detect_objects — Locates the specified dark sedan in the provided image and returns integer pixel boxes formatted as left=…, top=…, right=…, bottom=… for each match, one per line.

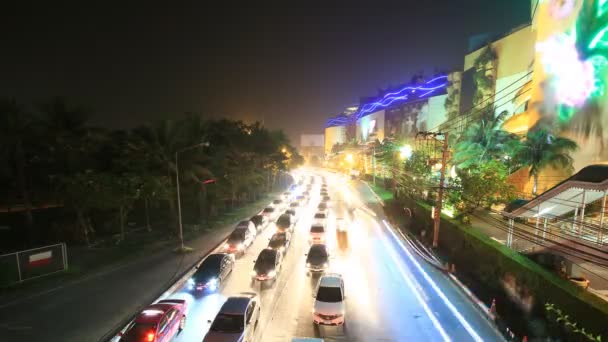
left=189, top=253, right=234, bottom=293
left=268, top=232, right=291, bottom=254
left=251, top=249, right=283, bottom=283
left=305, top=244, right=330, bottom=273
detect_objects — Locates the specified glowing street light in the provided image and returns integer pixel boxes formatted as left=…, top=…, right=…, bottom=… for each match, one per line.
left=399, top=145, right=413, bottom=159
left=281, top=147, right=287, bottom=153
left=345, top=153, right=354, bottom=163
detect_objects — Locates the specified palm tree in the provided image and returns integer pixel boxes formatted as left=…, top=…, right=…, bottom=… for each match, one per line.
left=0, top=98, right=36, bottom=239
left=516, top=129, right=578, bottom=195
left=453, top=109, right=519, bottom=169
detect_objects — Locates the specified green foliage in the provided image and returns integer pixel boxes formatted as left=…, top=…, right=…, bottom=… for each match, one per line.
left=396, top=150, right=432, bottom=200
left=447, top=160, right=515, bottom=215
left=515, top=128, right=578, bottom=194
left=453, top=108, right=519, bottom=169
left=545, top=303, right=603, bottom=341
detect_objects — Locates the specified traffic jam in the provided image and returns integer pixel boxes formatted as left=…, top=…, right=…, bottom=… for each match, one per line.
left=116, top=172, right=348, bottom=342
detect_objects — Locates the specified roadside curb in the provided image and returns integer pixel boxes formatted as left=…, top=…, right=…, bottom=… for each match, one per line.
left=361, top=180, right=385, bottom=206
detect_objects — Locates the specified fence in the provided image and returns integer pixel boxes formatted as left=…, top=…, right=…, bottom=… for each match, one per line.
left=0, top=243, right=68, bottom=286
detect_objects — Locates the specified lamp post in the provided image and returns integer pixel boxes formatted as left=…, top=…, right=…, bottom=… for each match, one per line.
left=175, top=141, right=210, bottom=252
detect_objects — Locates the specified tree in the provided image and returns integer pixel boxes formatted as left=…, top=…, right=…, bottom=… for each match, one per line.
left=396, top=150, right=432, bottom=200
left=447, top=160, right=515, bottom=216
left=0, top=98, right=36, bottom=239
left=516, top=128, right=578, bottom=195
left=453, top=109, right=519, bottom=169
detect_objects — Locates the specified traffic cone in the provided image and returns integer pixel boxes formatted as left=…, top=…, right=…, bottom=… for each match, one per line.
left=490, top=299, right=497, bottom=315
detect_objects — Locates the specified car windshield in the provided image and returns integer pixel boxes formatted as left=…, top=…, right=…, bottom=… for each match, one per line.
left=290, top=203, right=298, bottom=207
left=263, top=207, right=274, bottom=213
left=122, top=323, right=157, bottom=341
left=194, top=257, right=222, bottom=280
left=314, top=213, right=326, bottom=219
left=286, top=210, right=295, bottom=215
left=257, top=249, right=277, bottom=263
left=316, top=286, right=343, bottom=303
left=310, top=225, right=324, bottom=233
left=228, top=229, right=245, bottom=242
left=210, top=313, right=244, bottom=333
left=318, top=204, right=327, bottom=210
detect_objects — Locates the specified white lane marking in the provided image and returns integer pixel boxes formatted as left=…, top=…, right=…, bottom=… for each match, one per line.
left=382, top=220, right=485, bottom=342
left=369, top=220, right=451, bottom=342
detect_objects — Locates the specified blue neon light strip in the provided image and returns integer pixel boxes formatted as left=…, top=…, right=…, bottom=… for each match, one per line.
left=356, top=75, right=448, bottom=120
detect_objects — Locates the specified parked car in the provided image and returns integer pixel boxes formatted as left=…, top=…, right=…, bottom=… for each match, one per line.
left=285, top=208, right=298, bottom=222
left=189, top=253, right=234, bottom=293
left=204, top=293, right=261, bottom=342
left=251, top=248, right=283, bottom=283
left=224, top=228, right=255, bottom=255
left=120, top=299, right=187, bottom=342
left=250, top=214, right=268, bottom=232
left=305, top=244, right=330, bottom=273
left=276, top=213, right=294, bottom=233
left=312, top=273, right=345, bottom=326
left=268, top=232, right=292, bottom=254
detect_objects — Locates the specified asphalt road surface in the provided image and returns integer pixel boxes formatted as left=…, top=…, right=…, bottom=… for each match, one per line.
left=162, top=171, right=504, bottom=342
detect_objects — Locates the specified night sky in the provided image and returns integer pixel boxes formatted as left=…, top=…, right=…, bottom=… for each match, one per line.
left=0, top=1, right=530, bottom=145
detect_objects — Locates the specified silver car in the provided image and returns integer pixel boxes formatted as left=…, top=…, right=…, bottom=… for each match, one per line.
left=204, top=293, right=261, bottom=342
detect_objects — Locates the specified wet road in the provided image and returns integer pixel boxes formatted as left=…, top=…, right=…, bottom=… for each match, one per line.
left=158, top=171, right=504, bottom=341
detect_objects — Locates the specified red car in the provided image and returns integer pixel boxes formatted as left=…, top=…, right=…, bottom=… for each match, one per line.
left=120, top=299, right=187, bottom=342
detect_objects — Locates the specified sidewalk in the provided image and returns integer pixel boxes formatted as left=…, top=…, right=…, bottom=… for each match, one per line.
left=0, top=197, right=273, bottom=342
left=470, top=210, right=608, bottom=302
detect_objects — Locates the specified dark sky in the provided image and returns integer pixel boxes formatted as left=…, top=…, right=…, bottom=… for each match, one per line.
left=0, top=1, right=530, bottom=145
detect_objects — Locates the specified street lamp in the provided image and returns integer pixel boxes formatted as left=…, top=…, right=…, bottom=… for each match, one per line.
left=345, top=153, right=354, bottom=163
left=399, top=145, right=413, bottom=160
left=175, top=141, right=210, bottom=252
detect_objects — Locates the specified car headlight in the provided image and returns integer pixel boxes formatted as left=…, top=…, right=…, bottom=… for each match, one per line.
left=267, top=270, right=276, bottom=278
left=187, top=278, right=195, bottom=285
left=207, top=278, right=218, bottom=285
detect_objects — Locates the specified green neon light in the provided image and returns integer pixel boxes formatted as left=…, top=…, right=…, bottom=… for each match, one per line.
left=599, top=0, right=608, bottom=17
left=588, top=26, right=608, bottom=49
left=589, top=54, right=608, bottom=97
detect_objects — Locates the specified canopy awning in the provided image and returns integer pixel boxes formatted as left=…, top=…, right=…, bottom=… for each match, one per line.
left=504, top=165, right=608, bottom=219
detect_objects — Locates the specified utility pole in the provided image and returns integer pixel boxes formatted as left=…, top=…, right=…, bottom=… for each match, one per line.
left=433, top=132, right=449, bottom=248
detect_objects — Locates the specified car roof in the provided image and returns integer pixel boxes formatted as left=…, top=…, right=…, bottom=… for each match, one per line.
left=319, top=274, right=343, bottom=288
left=309, top=244, right=327, bottom=252
left=220, top=294, right=256, bottom=315
left=203, top=253, right=226, bottom=264
left=135, top=303, right=173, bottom=324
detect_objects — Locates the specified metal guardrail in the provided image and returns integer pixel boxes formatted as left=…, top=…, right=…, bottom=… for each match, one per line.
left=0, top=243, right=67, bottom=285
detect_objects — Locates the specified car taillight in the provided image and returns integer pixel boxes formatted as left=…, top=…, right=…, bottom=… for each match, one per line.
left=146, top=331, right=155, bottom=342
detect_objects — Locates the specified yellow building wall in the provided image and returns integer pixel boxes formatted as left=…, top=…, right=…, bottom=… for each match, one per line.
left=324, top=126, right=346, bottom=155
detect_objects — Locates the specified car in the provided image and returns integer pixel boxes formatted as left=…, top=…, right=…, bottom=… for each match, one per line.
left=312, top=274, right=345, bottom=326
left=268, top=231, right=291, bottom=254
left=261, top=206, right=278, bottom=220
left=309, top=223, right=326, bottom=244
left=305, top=244, right=330, bottom=273
left=251, top=248, right=283, bottom=283
left=224, top=228, right=255, bottom=255
left=120, top=299, right=187, bottom=342
left=189, top=253, right=234, bottom=293
left=296, top=195, right=307, bottom=204
left=320, top=190, right=328, bottom=197
left=321, top=195, right=331, bottom=205
left=250, top=214, right=268, bottom=232
left=276, top=213, right=294, bottom=233
left=282, top=191, right=292, bottom=201
left=204, top=293, right=261, bottom=342
left=303, top=190, right=311, bottom=198
left=272, top=199, right=285, bottom=209
left=317, top=203, right=328, bottom=213
left=285, top=208, right=298, bottom=221
left=313, top=212, right=327, bottom=224
left=235, top=220, right=257, bottom=239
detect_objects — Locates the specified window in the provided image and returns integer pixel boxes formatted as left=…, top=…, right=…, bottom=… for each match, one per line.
left=158, top=314, right=169, bottom=333
left=316, top=286, right=343, bottom=303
